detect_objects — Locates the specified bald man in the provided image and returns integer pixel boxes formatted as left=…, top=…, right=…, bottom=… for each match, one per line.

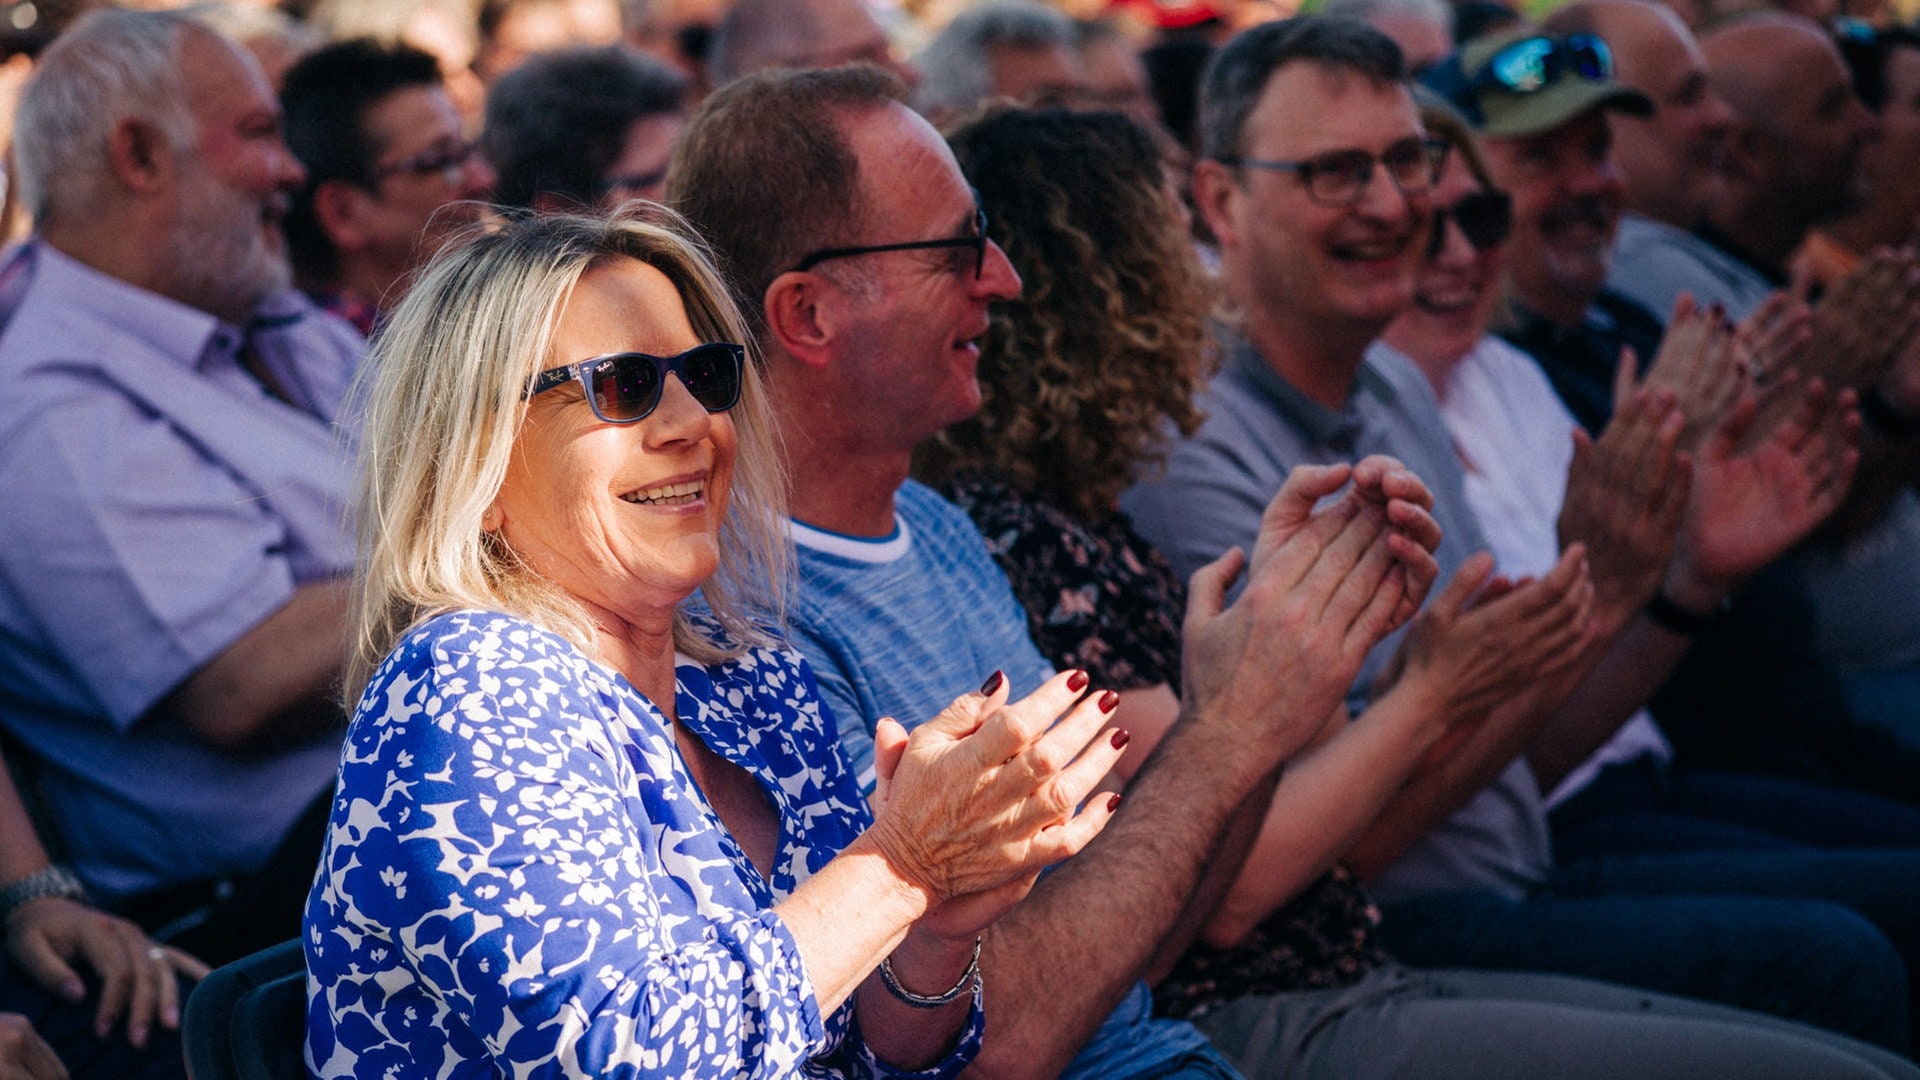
left=705, top=0, right=917, bottom=88
left=1607, top=14, right=1876, bottom=321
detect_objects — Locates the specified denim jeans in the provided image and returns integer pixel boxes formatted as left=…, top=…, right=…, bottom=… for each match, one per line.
left=1378, top=761, right=1920, bottom=1053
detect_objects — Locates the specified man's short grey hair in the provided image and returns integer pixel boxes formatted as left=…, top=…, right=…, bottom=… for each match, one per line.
left=911, top=0, right=1076, bottom=115
left=1320, top=0, right=1453, bottom=35
left=12, top=8, right=198, bottom=228
left=1198, top=16, right=1407, bottom=162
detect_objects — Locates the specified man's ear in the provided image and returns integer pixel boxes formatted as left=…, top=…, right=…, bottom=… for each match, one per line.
left=106, top=116, right=177, bottom=194
left=312, top=178, right=373, bottom=255
left=762, top=270, right=837, bottom=369
left=1191, top=158, right=1243, bottom=252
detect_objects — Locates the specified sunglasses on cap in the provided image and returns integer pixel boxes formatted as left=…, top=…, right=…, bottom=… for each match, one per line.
left=1428, top=189, right=1513, bottom=259
left=526, top=342, right=745, bottom=424
left=1471, top=33, right=1614, bottom=95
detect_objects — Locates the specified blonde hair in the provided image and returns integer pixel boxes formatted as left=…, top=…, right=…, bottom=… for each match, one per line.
left=344, top=206, right=790, bottom=702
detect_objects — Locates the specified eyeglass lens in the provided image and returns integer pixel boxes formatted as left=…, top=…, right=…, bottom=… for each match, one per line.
left=1304, top=139, right=1447, bottom=204
left=585, top=344, right=743, bottom=422
left=1427, top=190, right=1514, bottom=258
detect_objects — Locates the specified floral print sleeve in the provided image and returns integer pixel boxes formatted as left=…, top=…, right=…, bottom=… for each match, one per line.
left=304, top=610, right=982, bottom=1079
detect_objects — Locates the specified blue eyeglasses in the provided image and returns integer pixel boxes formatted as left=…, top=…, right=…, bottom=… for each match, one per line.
left=526, top=342, right=745, bottom=424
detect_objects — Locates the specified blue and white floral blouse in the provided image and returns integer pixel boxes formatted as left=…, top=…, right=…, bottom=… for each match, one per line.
left=304, top=609, right=983, bottom=1078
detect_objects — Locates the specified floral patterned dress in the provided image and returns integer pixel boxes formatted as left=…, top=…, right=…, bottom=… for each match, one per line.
left=941, top=474, right=1389, bottom=1020
left=304, top=609, right=983, bottom=1078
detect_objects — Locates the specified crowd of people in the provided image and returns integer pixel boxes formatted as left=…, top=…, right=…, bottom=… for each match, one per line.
left=2, top=0, right=1920, bottom=1076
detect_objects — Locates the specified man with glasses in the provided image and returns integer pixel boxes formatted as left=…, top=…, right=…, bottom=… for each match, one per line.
left=281, top=38, right=496, bottom=336
left=670, top=62, right=1456, bottom=1080
left=0, top=9, right=361, bottom=969
left=1129, top=14, right=1920, bottom=1058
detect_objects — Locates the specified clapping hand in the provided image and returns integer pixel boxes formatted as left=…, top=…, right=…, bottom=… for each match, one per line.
left=867, top=669, right=1126, bottom=939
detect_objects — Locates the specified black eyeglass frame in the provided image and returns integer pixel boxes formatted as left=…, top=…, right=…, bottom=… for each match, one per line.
left=525, top=342, right=746, bottom=425
left=790, top=201, right=991, bottom=278
left=1216, top=137, right=1452, bottom=208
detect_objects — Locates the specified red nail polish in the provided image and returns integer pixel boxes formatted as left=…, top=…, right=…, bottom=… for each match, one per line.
left=1110, top=727, right=1130, bottom=750
left=1067, top=669, right=1089, bottom=692
left=979, top=670, right=1004, bottom=696
left=1099, top=690, right=1120, bottom=714
left=1107, top=793, right=1123, bottom=812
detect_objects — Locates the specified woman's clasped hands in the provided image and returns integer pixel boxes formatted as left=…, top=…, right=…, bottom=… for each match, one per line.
left=865, top=669, right=1128, bottom=937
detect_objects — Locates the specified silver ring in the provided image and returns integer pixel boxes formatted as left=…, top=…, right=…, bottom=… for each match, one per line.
left=147, top=946, right=166, bottom=961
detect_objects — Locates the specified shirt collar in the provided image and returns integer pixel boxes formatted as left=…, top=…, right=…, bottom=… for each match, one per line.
left=1223, top=328, right=1397, bottom=449
left=31, top=242, right=308, bottom=373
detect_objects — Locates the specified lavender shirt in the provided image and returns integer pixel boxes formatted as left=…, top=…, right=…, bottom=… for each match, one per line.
left=0, top=243, right=362, bottom=898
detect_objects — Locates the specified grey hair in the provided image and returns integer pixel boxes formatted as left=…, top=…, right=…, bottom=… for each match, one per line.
left=345, top=205, right=791, bottom=702
left=12, top=8, right=198, bottom=228
left=1198, top=16, right=1406, bottom=162
left=911, top=0, right=1076, bottom=115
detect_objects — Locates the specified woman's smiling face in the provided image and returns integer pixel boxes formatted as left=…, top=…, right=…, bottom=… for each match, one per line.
left=487, top=256, right=736, bottom=627
left=1388, top=152, right=1509, bottom=368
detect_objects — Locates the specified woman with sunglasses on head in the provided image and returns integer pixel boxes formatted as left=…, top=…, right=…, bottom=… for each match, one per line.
left=302, top=207, right=1128, bottom=1079
left=922, top=103, right=1920, bottom=1080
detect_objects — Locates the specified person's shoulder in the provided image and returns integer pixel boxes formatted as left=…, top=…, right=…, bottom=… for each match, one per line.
left=370, top=610, right=599, bottom=702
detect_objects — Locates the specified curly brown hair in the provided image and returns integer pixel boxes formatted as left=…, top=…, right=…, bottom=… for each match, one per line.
left=915, top=107, right=1216, bottom=522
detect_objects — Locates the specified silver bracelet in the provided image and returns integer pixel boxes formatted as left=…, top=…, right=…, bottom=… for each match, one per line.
left=878, top=934, right=982, bottom=1009
left=0, top=865, right=87, bottom=924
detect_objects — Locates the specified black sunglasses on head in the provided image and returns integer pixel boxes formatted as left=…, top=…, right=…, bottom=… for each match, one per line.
left=526, top=342, right=745, bottom=424
left=1428, top=189, right=1513, bottom=260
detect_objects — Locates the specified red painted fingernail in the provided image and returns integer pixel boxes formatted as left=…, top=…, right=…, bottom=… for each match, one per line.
left=979, top=670, right=1004, bottom=696
left=1067, top=669, right=1089, bottom=692
left=1110, top=727, right=1130, bottom=749
left=1107, top=793, right=1123, bottom=812
left=1100, top=690, right=1120, bottom=714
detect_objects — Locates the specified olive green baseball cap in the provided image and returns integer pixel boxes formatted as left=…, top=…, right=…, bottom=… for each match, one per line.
left=1451, top=26, right=1653, bottom=138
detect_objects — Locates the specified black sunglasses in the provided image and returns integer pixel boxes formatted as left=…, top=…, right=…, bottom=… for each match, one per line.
left=1428, top=189, right=1513, bottom=259
left=790, top=201, right=990, bottom=279
left=526, top=342, right=745, bottom=424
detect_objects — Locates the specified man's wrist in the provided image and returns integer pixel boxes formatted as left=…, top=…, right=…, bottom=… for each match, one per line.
left=0, top=866, right=87, bottom=925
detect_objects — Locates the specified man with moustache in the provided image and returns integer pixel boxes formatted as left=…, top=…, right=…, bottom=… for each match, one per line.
left=1539, top=1, right=1740, bottom=315
left=0, top=9, right=360, bottom=966
left=280, top=37, right=497, bottom=336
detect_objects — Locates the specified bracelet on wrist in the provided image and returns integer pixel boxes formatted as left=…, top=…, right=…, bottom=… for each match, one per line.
left=0, top=865, right=87, bottom=924
left=1861, top=385, right=1920, bottom=438
left=1645, top=589, right=1727, bottom=637
left=878, top=934, right=982, bottom=1009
